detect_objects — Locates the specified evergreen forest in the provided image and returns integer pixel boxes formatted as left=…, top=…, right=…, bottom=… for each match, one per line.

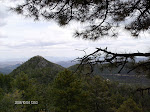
left=0, top=56, right=150, bottom=112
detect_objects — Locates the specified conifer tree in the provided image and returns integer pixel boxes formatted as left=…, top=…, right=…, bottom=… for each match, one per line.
left=117, top=98, right=142, bottom=112
left=50, top=69, right=89, bottom=112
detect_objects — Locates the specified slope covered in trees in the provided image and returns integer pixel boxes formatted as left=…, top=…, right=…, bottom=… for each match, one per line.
left=0, top=69, right=150, bottom=112
left=68, top=63, right=150, bottom=86
left=0, top=56, right=150, bottom=111
left=10, top=55, right=64, bottom=84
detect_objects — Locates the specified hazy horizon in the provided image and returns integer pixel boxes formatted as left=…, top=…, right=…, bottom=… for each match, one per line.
left=0, top=55, right=77, bottom=63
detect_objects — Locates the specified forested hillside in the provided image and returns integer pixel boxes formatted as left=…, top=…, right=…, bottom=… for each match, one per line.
left=0, top=56, right=150, bottom=112
left=10, top=56, right=64, bottom=84
left=68, top=63, right=150, bottom=86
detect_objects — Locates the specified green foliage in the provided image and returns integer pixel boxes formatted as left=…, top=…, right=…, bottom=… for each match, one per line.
left=12, top=0, right=150, bottom=39
left=50, top=69, right=89, bottom=112
left=14, top=72, right=31, bottom=91
left=0, top=74, right=13, bottom=92
left=116, top=98, right=143, bottom=112
left=0, top=90, right=23, bottom=112
left=0, top=94, right=15, bottom=112
left=0, top=88, right=4, bottom=100
left=87, top=75, right=112, bottom=112
left=0, top=58, right=149, bottom=112
left=12, top=72, right=46, bottom=112
left=133, top=93, right=150, bottom=112
left=69, top=63, right=150, bottom=86
left=10, top=56, right=64, bottom=84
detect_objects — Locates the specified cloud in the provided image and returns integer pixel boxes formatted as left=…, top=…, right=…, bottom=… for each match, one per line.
left=0, top=8, right=8, bottom=19
left=0, top=32, right=7, bottom=38
left=0, top=4, right=9, bottom=27
left=0, top=20, right=6, bottom=26
left=1, top=39, right=67, bottom=48
left=0, top=1, right=150, bottom=60
left=0, top=27, right=7, bottom=38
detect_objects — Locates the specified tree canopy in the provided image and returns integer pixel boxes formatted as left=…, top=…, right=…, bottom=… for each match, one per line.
left=13, top=0, right=150, bottom=40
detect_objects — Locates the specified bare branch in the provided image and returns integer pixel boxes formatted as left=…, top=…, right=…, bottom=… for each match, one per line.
left=76, top=47, right=150, bottom=75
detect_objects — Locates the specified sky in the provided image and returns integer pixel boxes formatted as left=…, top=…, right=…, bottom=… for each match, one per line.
left=0, top=0, right=150, bottom=62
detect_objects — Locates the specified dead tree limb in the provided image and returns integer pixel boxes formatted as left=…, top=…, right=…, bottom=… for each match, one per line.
left=75, top=47, right=150, bottom=76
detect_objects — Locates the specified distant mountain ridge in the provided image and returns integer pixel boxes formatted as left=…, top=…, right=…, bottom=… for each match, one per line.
left=68, top=63, right=150, bottom=86
left=0, top=57, right=148, bottom=75
left=56, top=60, right=78, bottom=68
left=0, top=64, right=21, bottom=74
left=0, top=57, right=76, bottom=74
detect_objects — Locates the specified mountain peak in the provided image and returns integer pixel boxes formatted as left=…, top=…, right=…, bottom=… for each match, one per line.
left=10, top=56, right=65, bottom=80
left=32, top=55, right=44, bottom=59
left=28, top=55, right=50, bottom=68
